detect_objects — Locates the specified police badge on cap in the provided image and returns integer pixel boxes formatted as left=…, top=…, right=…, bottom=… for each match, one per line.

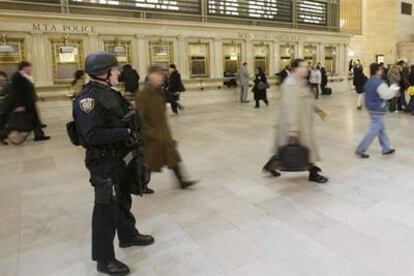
left=80, top=98, right=95, bottom=113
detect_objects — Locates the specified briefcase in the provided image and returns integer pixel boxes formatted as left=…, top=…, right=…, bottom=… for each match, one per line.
left=277, top=138, right=310, bottom=172
left=322, top=87, right=332, bottom=95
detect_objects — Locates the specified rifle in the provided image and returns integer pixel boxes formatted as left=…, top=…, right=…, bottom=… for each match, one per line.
left=123, top=110, right=150, bottom=196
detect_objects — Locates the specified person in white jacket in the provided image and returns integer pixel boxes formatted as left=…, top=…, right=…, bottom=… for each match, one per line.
left=309, top=66, right=322, bottom=99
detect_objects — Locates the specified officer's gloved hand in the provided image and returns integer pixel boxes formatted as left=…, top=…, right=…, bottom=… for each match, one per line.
left=125, top=129, right=139, bottom=148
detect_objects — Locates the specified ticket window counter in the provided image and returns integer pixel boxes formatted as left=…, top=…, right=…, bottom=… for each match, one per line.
left=324, top=46, right=337, bottom=74
left=253, top=44, right=269, bottom=75
left=279, top=44, right=295, bottom=71
left=223, top=43, right=241, bottom=75
left=51, top=39, right=84, bottom=84
left=188, top=43, right=210, bottom=78
left=0, top=37, right=26, bottom=78
left=104, top=40, right=132, bottom=68
left=303, top=45, right=317, bottom=66
left=149, top=41, right=173, bottom=70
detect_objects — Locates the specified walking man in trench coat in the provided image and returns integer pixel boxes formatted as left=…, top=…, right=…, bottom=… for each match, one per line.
left=263, top=58, right=329, bottom=183
left=135, top=64, right=198, bottom=193
left=239, top=62, right=250, bottom=103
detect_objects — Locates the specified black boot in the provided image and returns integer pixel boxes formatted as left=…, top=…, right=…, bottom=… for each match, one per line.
left=262, top=155, right=281, bottom=177
left=97, top=259, right=130, bottom=276
left=308, top=166, right=328, bottom=183
left=173, top=165, right=198, bottom=189
left=142, top=185, right=155, bottom=194
left=119, top=234, right=155, bottom=248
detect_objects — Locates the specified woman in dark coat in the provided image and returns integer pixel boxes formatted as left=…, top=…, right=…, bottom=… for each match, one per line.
left=135, top=64, right=197, bottom=192
left=319, top=65, right=328, bottom=94
left=167, top=64, right=185, bottom=115
left=119, top=64, right=140, bottom=94
left=253, top=67, right=269, bottom=108
left=353, top=64, right=367, bottom=110
left=9, top=61, right=49, bottom=141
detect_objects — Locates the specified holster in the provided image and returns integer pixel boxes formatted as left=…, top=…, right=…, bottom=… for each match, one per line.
left=90, top=175, right=116, bottom=204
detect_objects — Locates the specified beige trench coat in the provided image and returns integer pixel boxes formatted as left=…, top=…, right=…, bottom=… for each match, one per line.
left=275, top=76, right=322, bottom=163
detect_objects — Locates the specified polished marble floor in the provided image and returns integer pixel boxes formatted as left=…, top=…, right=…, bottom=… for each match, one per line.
left=2, top=82, right=414, bottom=276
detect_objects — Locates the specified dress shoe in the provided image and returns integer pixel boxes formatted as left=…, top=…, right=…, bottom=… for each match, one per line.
left=308, top=166, right=328, bottom=184
left=262, top=167, right=281, bottom=177
left=356, top=152, right=370, bottom=159
left=383, top=149, right=396, bottom=155
left=143, top=187, right=155, bottom=194
left=119, top=234, right=155, bottom=248
left=34, top=136, right=51, bottom=142
left=97, top=259, right=130, bottom=276
left=180, top=180, right=198, bottom=189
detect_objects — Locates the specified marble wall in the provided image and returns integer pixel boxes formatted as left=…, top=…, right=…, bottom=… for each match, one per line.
left=349, top=0, right=414, bottom=66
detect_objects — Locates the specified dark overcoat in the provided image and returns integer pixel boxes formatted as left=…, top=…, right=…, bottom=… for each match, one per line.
left=135, top=84, right=181, bottom=172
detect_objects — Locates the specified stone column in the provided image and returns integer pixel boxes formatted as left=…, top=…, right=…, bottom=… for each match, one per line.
left=338, top=43, right=345, bottom=76
left=30, top=32, right=53, bottom=86
left=297, top=41, right=303, bottom=58
left=131, top=36, right=140, bottom=71
left=343, top=43, right=349, bottom=75
left=177, top=36, right=188, bottom=79
left=86, top=33, right=100, bottom=56
left=320, top=43, right=325, bottom=67
left=273, top=40, right=280, bottom=72
left=268, top=41, right=275, bottom=76
left=245, top=39, right=253, bottom=74
left=316, top=42, right=321, bottom=64
left=136, top=34, right=147, bottom=78
left=213, top=38, right=223, bottom=78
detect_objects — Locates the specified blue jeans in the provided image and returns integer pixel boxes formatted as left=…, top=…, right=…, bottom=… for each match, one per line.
left=356, top=112, right=391, bottom=154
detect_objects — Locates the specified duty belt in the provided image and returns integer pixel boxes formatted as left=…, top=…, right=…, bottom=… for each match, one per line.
left=89, top=148, right=127, bottom=160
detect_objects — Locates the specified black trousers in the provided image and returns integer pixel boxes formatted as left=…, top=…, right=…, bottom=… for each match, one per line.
left=169, top=93, right=182, bottom=114
left=310, top=84, right=319, bottom=99
left=87, top=157, right=139, bottom=261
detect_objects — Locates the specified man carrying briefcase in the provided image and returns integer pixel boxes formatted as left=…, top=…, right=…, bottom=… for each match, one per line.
left=263, top=58, right=329, bottom=183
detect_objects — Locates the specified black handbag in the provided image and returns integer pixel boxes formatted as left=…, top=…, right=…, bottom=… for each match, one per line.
left=256, top=81, right=270, bottom=91
left=6, top=112, right=34, bottom=132
left=277, top=137, right=310, bottom=172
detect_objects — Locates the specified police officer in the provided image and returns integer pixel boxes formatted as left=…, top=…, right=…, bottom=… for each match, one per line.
left=73, top=52, right=154, bottom=275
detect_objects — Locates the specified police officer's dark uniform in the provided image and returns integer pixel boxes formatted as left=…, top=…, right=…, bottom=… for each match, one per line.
left=73, top=52, right=154, bottom=275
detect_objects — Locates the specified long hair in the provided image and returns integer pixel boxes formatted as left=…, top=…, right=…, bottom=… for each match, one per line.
left=72, top=70, right=85, bottom=86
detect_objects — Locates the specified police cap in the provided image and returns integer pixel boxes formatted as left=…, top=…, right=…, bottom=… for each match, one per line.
left=85, top=51, right=118, bottom=76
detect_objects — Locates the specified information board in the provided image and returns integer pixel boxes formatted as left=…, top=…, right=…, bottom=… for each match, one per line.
left=296, top=0, right=327, bottom=25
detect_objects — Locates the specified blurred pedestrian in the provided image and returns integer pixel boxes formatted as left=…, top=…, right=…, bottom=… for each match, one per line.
left=136, top=64, right=198, bottom=192
left=9, top=61, right=50, bottom=141
left=387, top=64, right=401, bottom=112
left=239, top=62, right=249, bottom=102
left=309, top=65, right=321, bottom=99
left=119, top=64, right=140, bottom=95
left=70, top=69, right=86, bottom=99
left=263, top=58, right=328, bottom=183
left=252, top=67, right=269, bottom=108
left=167, top=64, right=185, bottom=115
left=353, top=64, right=367, bottom=110
left=0, top=71, right=11, bottom=144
